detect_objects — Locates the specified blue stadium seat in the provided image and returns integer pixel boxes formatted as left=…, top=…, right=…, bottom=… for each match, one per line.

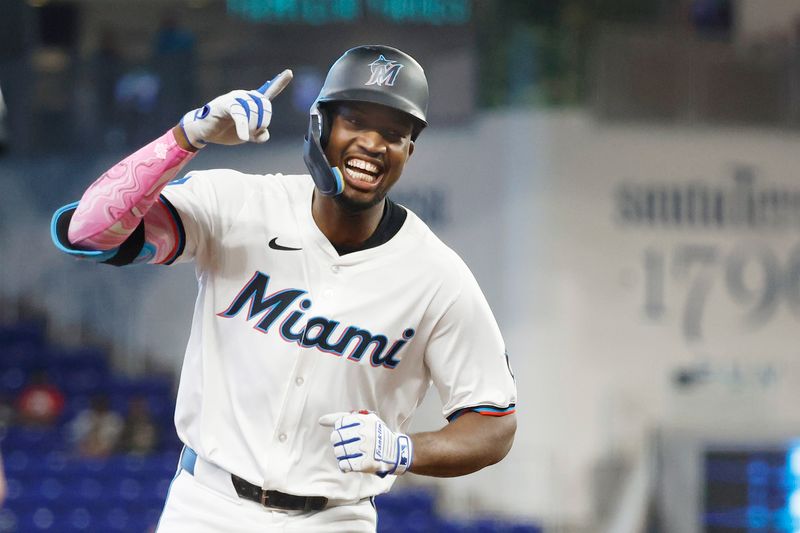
left=106, top=454, right=146, bottom=475
left=153, top=451, right=180, bottom=473
left=102, top=506, right=132, bottom=531
left=405, top=510, right=437, bottom=532
left=66, top=458, right=111, bottom=478
left=48, top=347, right=109, bottom=371
left=16, top=505, right=58, bottom=531
left=43, top=451, right=68, bottom=473
left=3, top=449, right=30, bottom=474
left=48, top=350, right=110, bottom=395
left=0, top=366, right=27, bottom=393
left=152, top=475, right=176, bottom=500
left=111, top=476, right=143, bottom=502
left=376, top=512, right=400, bottom=532
left=159, top=431, right=183, bottom=452
left=0, top=321, right=46, bottom=346
left=378, top=489, right=436, bottom=514
left=3, top=427, right=59, bottom=453
left=3, top=476, right=26, bottom=504
left=75, top=477, right=104, bottom=502
left=139, top=507, right=163, bottom=532
left=51, top=369, right=106, bottom=395
left=0, top=346, right=50, bottom=378
left=64, top=506, right=95, bottom=532
left=35, top=477, right=66, bottom=502
left=0, top=508, right=20, bottom=533
left=109, top=376, right=172, bottom=397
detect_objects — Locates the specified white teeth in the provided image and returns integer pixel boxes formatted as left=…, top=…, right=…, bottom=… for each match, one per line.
left=345, top=167, right=376, bottom=183
left=347, top=158, right=380, bottom=174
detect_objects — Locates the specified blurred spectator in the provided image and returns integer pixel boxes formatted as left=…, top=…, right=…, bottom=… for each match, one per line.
left=68, top=394, right=123, bottom=458
left=0, top=395, right=14, bottom=431
left=117, top=396, right=159, bottom=455
left=115, top=67, right=161, bottom=146
left=16, top=370, right=65, bottom=426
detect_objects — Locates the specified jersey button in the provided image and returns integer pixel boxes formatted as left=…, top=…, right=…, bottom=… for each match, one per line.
left=295, top=377, right=304, bottom=386
left=278, top=433, right=287, bottom=443
left=330, top=265, right=340, bottom=274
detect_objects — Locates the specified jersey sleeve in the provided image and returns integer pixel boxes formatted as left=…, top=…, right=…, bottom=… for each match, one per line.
left=159, top=169, right=257, bottom=265
left=424, top=263, right=517, bottom=422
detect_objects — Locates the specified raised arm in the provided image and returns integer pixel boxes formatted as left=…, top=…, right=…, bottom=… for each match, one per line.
left=67, top=128, right=197, bottom=254
left=53, top=71, right=293, bottom=265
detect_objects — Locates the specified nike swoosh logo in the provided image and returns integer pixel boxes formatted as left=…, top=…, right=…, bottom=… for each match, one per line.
left=269, top=237, right=302, bottom=251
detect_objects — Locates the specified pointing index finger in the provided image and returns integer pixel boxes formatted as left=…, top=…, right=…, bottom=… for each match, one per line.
left=258, top=69, right=293, bottom=100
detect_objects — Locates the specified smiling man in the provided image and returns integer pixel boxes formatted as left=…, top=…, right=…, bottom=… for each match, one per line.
left=52, top=45, right=517, bottom=532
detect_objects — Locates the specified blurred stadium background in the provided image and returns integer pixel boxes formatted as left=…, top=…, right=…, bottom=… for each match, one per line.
left=2, top=0, right=800, bottom=531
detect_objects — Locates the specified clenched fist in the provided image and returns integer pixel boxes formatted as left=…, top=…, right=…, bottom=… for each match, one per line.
left=319, top=410, right=413, bottom=478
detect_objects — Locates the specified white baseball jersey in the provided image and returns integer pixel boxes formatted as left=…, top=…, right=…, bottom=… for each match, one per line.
left=160, top=170, right=517, bottom=501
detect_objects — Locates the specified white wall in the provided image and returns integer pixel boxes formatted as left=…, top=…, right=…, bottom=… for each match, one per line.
left=736, top=0, right=800, bottom=42
left=4, top=109, right=800, bottom=528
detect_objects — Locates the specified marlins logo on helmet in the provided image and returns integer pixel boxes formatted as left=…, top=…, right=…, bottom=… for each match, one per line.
left=366, top=55, right=404, bottom=87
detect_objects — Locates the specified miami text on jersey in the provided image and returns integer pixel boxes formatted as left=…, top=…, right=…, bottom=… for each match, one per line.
left=217, top=272, right=414, bottom=369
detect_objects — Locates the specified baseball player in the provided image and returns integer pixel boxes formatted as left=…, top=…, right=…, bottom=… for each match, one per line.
left=51, top=45, right=517, bottom=532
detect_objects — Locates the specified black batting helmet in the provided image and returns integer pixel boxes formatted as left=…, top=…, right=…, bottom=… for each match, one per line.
left=315, top=45, right=429, bottom=140
left=303, top=45, right=429, bottom=196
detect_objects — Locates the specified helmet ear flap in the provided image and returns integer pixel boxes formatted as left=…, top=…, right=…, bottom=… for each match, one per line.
left=303, top=102, right=345, bottom=196
left=316, top=103, right=333, bottom=148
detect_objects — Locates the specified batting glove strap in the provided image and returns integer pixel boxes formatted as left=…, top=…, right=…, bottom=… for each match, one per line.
left=377, top=432, right=413, bottom=478
left=180, top=105, right=211, bottom=149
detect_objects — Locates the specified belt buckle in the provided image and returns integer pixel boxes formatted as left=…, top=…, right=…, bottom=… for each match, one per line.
left=260, top=489, right=270, bottom=507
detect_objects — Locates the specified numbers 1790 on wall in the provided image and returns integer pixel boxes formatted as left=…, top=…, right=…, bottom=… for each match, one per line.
left=642, top=243, right=800, bottom=342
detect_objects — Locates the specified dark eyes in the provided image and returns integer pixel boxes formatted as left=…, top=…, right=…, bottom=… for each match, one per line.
left=383, top=131, right=403, bottom=142
left=342, top=116, right=406, bottom=142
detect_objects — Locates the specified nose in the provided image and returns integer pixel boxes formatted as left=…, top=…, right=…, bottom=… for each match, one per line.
left=355, top=129, right=386, bottom=155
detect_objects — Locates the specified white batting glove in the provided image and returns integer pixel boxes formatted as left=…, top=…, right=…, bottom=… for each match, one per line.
left=318, top=410, right=413, bottom=478
left=179, top=69, right=293, bottom=149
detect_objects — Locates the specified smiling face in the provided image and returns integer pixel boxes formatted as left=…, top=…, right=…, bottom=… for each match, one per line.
left=323, top=101, right=416, bottom=212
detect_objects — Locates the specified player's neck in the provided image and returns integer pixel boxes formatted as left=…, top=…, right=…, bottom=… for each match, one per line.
left=311, top=192, right=385, bottom=248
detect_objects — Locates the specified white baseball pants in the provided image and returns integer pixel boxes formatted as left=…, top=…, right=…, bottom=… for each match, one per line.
left=156, top=451, right=377, bottom=532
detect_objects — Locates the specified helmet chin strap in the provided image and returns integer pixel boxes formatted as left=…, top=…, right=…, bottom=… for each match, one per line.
left=303, top=104, right=344, bottom=196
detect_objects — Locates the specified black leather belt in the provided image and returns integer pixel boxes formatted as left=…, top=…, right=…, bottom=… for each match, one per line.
left=180, top=446, right=328, bottom=512
left=230, top=474, right=329, bottom=512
